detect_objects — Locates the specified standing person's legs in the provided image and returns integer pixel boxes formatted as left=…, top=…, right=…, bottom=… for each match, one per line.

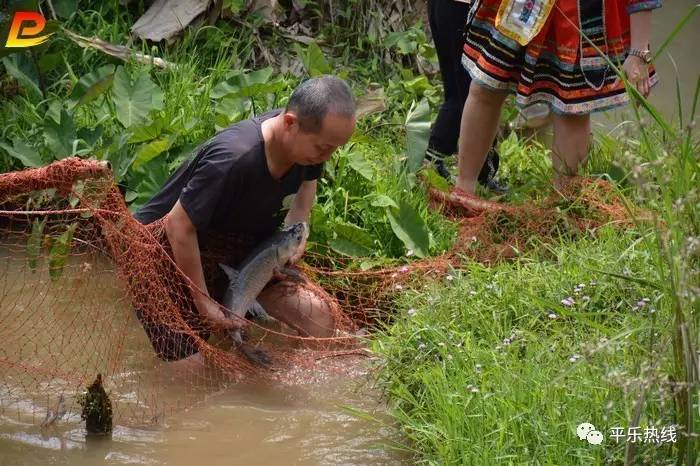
left=551, top=113, right=591, bottom=189
left=426, top=0, right=471, bottom=174
left=456, top=82, right=508, bottom=195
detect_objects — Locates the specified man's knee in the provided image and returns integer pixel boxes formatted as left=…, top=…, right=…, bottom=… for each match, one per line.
left=259, top=283, right=338, bottom=338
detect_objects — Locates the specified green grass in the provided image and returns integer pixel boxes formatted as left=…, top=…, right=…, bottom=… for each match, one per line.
left=373, top=227, right=678, bottom=465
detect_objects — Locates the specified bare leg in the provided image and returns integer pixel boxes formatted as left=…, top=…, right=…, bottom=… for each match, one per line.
left=257, top=281, right=337, bottom=338
left=165, top=352, right=208, bottom=377
left=551, top=113, right=591, bottom=189
left=456, top=82, right=509, bottom=194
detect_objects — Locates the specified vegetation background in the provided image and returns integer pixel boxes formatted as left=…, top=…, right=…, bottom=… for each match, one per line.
left=0, top=0, right=697, bottom=464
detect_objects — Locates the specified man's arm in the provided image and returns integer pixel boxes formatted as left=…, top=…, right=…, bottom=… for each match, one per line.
left=285, top=179, right=317, bottom=263
left=164, top=200, right=239, bottom=330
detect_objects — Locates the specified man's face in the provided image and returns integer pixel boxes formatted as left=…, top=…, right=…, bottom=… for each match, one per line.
left=281, top=112, right=356, bottom=165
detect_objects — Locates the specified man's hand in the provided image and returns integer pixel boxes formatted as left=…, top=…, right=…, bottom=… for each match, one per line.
left=288, top=233, right=307, bottom=265
left=195, top=298, right=247, bottom=332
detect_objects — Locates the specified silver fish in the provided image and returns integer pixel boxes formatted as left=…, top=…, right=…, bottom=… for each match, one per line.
left=218, top=222, right=308, bottom=367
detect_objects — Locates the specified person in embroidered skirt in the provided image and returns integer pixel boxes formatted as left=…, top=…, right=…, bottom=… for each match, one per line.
left=453, top=0, right=661, bottom=197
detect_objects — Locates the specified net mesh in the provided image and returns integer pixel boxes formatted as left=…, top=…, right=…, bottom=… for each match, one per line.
left=0, top=158, right=634, bottom=427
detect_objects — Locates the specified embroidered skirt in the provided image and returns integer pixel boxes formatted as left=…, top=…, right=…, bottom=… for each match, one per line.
left=462, top=0, right=661, bottom=115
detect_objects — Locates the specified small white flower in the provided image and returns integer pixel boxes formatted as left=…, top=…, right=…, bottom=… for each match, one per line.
left=446, top=274, right=454, bottom=281
left=406, top=249, right=415, bottom=257
left=569, top=354, right=581, bottom=362
left=561, top=297, right=575, bottom=307
left=475, top=364, right=482, bottom=372
left=548, top=312, right=558, bottom=319
left=469, top=290, right=477, bottom=295
left=466, top=384, right=479, bottom=393
left=398, top=266, right=409, bottom=273
left=395, top=284, right=403, bottom=290
left=417, top=342, right=426, bottom=350
left=407, top=308, right=417, bottom=317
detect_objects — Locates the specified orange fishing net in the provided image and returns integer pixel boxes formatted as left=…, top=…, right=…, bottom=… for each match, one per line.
left=0, top=158, right=634, bottom=428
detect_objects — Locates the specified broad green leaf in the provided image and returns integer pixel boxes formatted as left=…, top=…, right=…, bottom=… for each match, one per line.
left=132, top=136, right=173, bottom=170
left=53, top=0, right=78, bottom=18
left=128, top=119, right=163, bottom=144
left=27, top=218, right=46, bottom=271
left=211, top=79, right=241, bottom=99
left=241, top=67, right=274, bottom=86
left=68, top=65, right=115, bottom=108
left=347, top=151, right=375, bottom=180
left=44, top=109, right=77, bottom=158
left=329, top=237, right=371, bottom=257
left=334, top=222, right=374, bottom=250
left=211, top=68, right=280, bottom=99
left=369, top=194, right=399, bottom=209
left=296, top=43, right=331, bottom=77
left=48, top=223, right=77, bottom=281
left=421, top=166, right=450, bottom=192
left=0, top=139, right=43, bottom=167
left=306, top=42, right=331, bottom=76
left=1, top=55, right=42, bottom=102
left=112, top=67, right=164, bottom=128
left=214, top=96, right=252, bottom=123
left=405, top=98, right=431, bottom=173
left=386, top=200, right=429, bottom=258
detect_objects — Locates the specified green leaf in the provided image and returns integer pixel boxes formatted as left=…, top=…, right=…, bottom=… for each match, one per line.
left=112, top=67, right=164, bottom=128
left=48, top=223, right=77, bottom=281
left=223, top=0, right=247, bottom=14
left=53, top=0, right=78, bottom=19
left=44, top=109, right=77, bottom=158
left=128, top=119, right=163, bottom=144
left=0, top=139, right=43, bottom=167
left=1, top=54, right=42, bottom=102
left=132, top=136, right=174, bottom=170
left=214, top=96, right=252, bottom=123
left=68, top=65, right=115, bottom=108
left=296, top=43, right=331, bottom=76
left=420, top=167, right=450, bottom=192
left=328, top=221, right=374, bottom=257
left=347, top=151, right=375, bottom=180
left=369, top=194, right=399, bottom=209
left=329, top=237, right=371, bottom=257
left=27, top=218, right=46, bottom=271
left=307, top=42, right=331, bottom=76
left=405, top=99, right=431, bottom=173
left=386, top=200, right=429, bottom=258
left=335, top=222, right=374, bottom=249
left=211, top=68, right=281, bottom=100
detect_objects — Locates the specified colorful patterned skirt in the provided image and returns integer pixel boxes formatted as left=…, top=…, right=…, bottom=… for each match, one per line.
left=462, top=0, right=660, bottom=115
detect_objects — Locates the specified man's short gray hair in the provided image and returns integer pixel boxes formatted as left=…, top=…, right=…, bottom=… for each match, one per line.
left=285, top=75, right=356, bottom=133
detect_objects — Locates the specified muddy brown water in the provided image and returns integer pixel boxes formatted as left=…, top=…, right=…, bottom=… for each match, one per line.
left=0, top=236, right=405, bottom=465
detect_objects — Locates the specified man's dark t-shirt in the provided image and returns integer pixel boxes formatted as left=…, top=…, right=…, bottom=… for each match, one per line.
left=134, top=109, right=322, bottom=241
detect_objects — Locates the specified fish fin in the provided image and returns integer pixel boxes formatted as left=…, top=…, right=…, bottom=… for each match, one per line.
left=218, top=263, right=240, bottom=285
left=246, top=301, right=275, bottom=322
left=279, top=267, right=305, bottom=283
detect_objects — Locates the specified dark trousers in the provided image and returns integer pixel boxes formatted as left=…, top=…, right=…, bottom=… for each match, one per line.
left=427, top=0, right=497, bottom=183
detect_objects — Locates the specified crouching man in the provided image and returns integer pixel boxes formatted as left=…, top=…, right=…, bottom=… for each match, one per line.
left=133, top=75, right=356, bottom=367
